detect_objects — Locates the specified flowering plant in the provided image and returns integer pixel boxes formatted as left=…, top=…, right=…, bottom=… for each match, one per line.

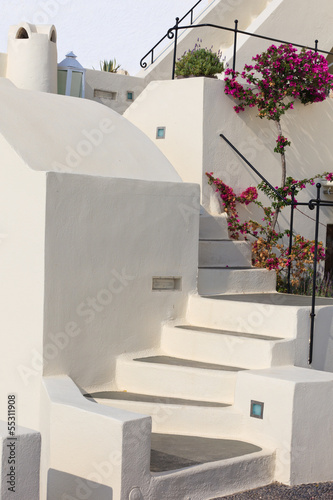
left=206, top=171, right=332, bottom=291
left=175, top=40, right=224, bottom=77
left=224, top=43, right=333, bottom=233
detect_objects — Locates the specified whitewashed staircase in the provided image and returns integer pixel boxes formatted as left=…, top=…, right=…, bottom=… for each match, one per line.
left=198, top=212, right=276, bottom=295
left=83, top=212, right=291, bottom=499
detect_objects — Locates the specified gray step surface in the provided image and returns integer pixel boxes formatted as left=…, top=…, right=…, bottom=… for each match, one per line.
left=134, top=356, right=245, bottom=372
left=151, top=433, right=262, bottom=472
left=176, top=325, right=283, bottom=341
left=206, top=293, right=333, bottom=307
left=84, top=391, right=230, bottom=408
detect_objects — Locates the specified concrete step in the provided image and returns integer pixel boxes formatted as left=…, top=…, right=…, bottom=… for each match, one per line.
left=198, top=267, right=277, bottom=295
left=199, top=213, right=229, bottom=240
left=187, top=294, right=299, bottom=339
left=149, top=439, right=275, bottom=500
left=84, top=391, right=244, bottom=437
left=161, top=324, right=292, bottom=369
left=150, top=433, right=262, bottom=472
left=199, top=240, right=252, bottom=268
left=116, top=355, right=246, bottom=404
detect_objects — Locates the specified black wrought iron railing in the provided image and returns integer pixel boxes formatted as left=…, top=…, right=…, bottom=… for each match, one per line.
left=139, top=0, right=205, bottom=71
left=141, top=15, right=333, bottom=78
left=220, top=134, right=333, bottom=365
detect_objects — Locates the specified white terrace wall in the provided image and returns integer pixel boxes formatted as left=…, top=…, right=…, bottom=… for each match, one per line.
left=43, top=172, right=199, bottom=390
left=125, top=77, right=333, bottom=246
left=85, top=69, right=146, bottom=114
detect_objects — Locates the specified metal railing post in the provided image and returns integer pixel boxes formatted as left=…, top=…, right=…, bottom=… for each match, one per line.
left=287, top=186, right=296, bottom=294
left=308, top=183, right=321, bottom=365
left=315, top=39, right=318, bottom=53
left=233, top=19, right=238, bottom=72
left=172, top=17, right=180, bottom=80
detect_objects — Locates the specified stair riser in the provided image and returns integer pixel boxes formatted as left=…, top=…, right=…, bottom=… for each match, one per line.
left=199, top=240, right=252, bottom=268
left=93, top=398, right=242, bottom=438
left=198, top=268, right=277, bottom=294
left=149, top=450, right=275, bottom=500
left=199, top=214, right=229, bottom=240
left=116, top=361, right=238, bottom=403
left=187, top=295, right=297, bottom=338
left=161, top=326, right=278, bottom=369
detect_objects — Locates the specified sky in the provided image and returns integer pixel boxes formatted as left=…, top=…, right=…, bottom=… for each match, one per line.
left=0, top=0, right=209, bottom=75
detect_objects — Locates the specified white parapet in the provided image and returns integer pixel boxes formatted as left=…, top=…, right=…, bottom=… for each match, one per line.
left=0, top=421, right=41, bottom=499
left=234, top=366, right=333, bottom=485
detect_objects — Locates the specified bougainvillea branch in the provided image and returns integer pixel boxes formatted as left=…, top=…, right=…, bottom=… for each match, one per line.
left=224, top=43, right=333, bottom=235
left=206, top=172, right=332, bottom=289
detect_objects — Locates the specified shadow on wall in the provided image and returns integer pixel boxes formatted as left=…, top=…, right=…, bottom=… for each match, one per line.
left=47, top=468, right=113, bottom=499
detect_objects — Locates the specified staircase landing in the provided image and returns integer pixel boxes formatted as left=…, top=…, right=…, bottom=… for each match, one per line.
left=150, top=433, right=262, bottom=472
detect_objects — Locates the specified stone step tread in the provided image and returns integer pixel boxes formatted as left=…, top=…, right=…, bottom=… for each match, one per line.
left=198, top=266, right=253, bottom=270
left=205, top=293, right=333, bottom=307
left=134, top=356, right=245, bottom=372
left=150, top=433, right=262, bottom=472
left=175, top=325, right=283, bottom=341
left=199, top=239, right=246, bottom=242
left=84, top=391, right=230, bottom=407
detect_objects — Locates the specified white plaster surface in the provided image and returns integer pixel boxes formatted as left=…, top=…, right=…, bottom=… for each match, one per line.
left=125, top=66, right=333, bottom=244
left=85, top=69, right=146, bottom=114
left=234, top=366, right=333, bottom=484
left=125, top=78, right=205, bottom=187
left=42, top=376, right=152, bottom=500
left=43, top=173, right=199, bottom=388
left=0, top=78, right=181, bottom=183
left=198, top=268, right=277, bottom=294
left=0, top=422, right=41, bottom=500
left=199, top=213, right=229, bottom=240
left=199, top=240, right=252, bottom=267
left=161, top=324, right=294, bottom=369
left=116, top=356, right=238, bottom=403
left=6, top=22, right=57, bottom=93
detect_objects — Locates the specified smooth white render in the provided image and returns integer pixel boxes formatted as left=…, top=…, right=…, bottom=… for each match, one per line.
left=0, top=78, right=181, bottom=183
left=125, top=76, right=333, bottom=243
left=6, top=22, right=57, bottom=93
left=0, top=1, right=333, bottom=498
left=0, top=422, right=41, bottom=499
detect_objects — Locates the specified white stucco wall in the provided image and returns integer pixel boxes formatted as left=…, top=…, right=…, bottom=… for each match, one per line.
left=43, top=173, right=199, bottom=389
left=125, top=77, right=333, bottom=245
left=85, top=69, right=146, bottom=114
left=0, top=134, right=46, bottom=431
left=235, top=366, right=333, bottom=485
left=125, top=78, right=204, bottom=187
left=0, top=78, right=181, bottom=183
left=41, top=376, right=152, bottom=500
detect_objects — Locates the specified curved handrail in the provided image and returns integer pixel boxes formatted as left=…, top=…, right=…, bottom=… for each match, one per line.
left=140, top=0, right=204, bottom=69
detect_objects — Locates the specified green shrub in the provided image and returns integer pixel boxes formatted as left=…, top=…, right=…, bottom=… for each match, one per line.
left=175, top=42, right=224, bottom=77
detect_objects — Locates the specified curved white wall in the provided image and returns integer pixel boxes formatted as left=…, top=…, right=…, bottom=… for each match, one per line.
left=0, top=78, right=181, bottom=183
